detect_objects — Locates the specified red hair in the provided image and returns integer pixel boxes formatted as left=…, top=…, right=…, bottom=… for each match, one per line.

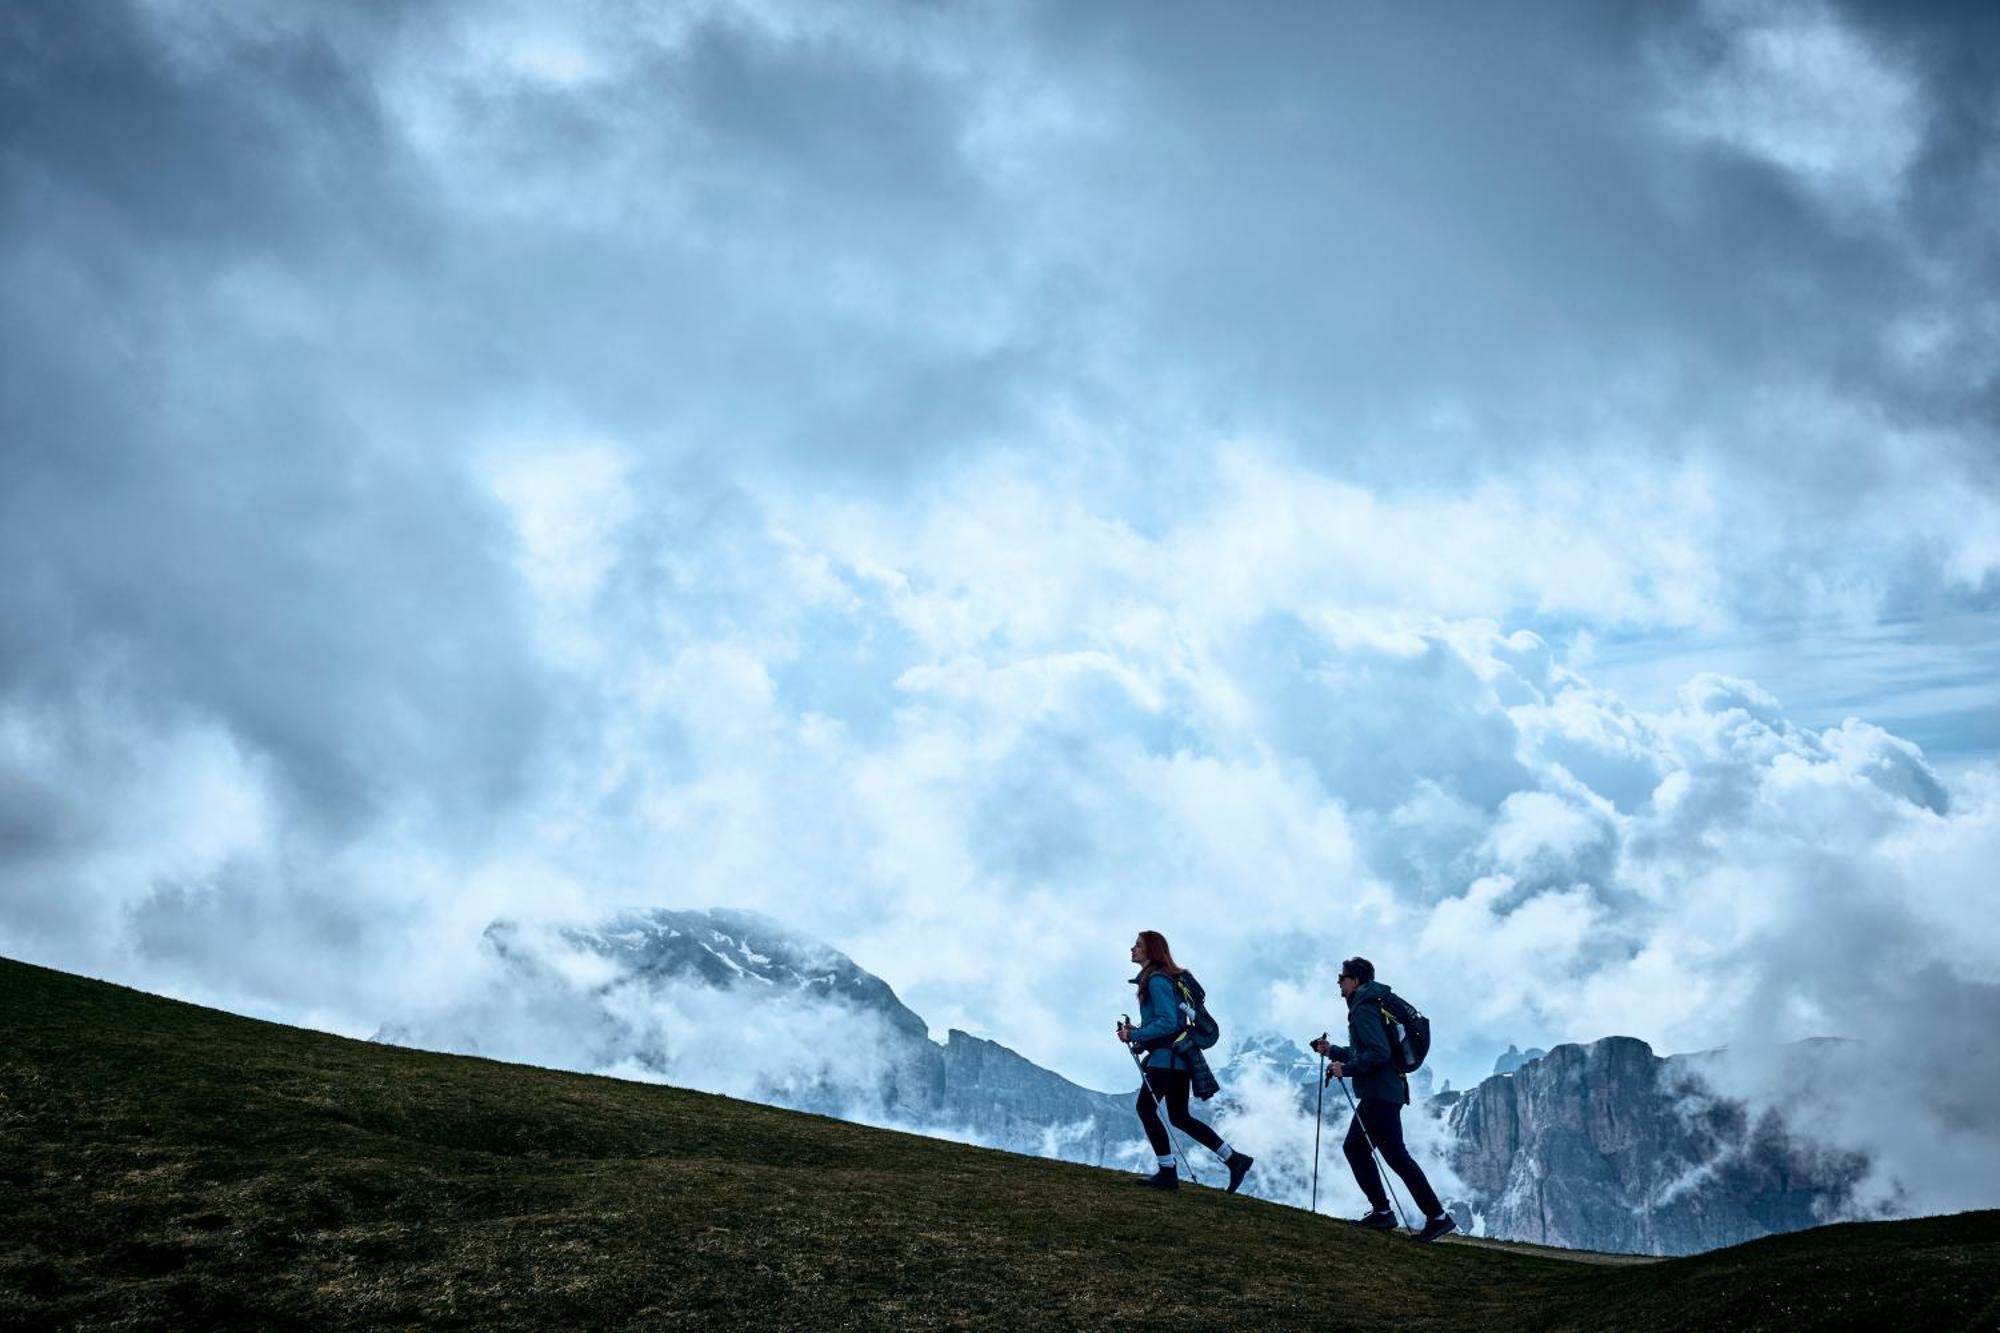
left=1134, top=930, right=1183, bottom=985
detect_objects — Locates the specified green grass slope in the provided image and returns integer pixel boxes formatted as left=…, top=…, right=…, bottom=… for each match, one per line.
left=2, top=957, right=1994, bottom=1331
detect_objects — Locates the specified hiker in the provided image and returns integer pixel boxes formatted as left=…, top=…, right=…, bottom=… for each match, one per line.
left=1310, top=956, right=1457, bottom=1242
left=1116, top=930, right=1254, bottom=1193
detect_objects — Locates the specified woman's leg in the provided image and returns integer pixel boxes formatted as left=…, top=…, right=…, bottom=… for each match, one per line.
left=1161, top=1069, right=1226, bottom=1153
left=1134, top=1076, right=1172, bottom=1157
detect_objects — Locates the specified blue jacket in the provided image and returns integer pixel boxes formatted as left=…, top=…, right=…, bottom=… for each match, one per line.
left=1128, top=970, right=1187, bottom=1071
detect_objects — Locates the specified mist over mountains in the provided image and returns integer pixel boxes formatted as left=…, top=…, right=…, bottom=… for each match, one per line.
left=377, top=906, right=1884, bottom=1255
left=376, top=908, right=1135, bottom=1164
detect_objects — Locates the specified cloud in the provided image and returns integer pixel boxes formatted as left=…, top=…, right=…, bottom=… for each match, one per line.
left=1654, top=0, right=1926, bottom=221
left=1, top=0, right=1997, bottom=1226
left=7, top=415, right=2000, bottom=1213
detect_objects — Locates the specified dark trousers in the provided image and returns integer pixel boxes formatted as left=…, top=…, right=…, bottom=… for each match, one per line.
left=1343, top=1097, right=1444, bottom=1219
left=1136, top=1067, right=1224, bottom=1159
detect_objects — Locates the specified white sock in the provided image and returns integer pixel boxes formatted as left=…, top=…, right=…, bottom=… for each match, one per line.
left=1215, top=1141, right=1236, bottom=1162
left=1157, top=1155, right=1177, bottom=1170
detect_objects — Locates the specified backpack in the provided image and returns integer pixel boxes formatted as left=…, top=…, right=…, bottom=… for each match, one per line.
left=1378, top=990, right=1430, bottom=1073
left=1170, top=971, right=1222, bottom=1052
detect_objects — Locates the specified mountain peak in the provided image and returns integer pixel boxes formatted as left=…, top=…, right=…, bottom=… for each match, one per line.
left=546, top=906, right=932, bottom=1041
left=1226, top=1031, right=1320, bottom=1078
left=1492, top=1042, right=1549, bottom=1076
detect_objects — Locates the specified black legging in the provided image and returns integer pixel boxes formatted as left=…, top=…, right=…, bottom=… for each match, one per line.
left=1343, top=1097, right=1444, bottom=1218
left=1135, top=1067, right=1224, bottom=1157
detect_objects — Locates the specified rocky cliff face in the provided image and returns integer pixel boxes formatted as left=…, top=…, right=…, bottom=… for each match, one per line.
left=1441, top=1035, right=1868, bottom=1255
left=935, top=1029, right=1133, bottom=1161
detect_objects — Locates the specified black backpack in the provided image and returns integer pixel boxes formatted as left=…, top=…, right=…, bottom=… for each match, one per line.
left=1169, top=971, right=1222, bottom=1051
left=1378, top=990, right=1431, bottom=1073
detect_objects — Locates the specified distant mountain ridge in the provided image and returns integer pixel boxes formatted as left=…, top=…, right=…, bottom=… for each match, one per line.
left=560, top=908, right=932, bottom=1042
left=377, top=907, right=1136, bottom=1164
left=1227, top=1031, right=1321, bottom=1086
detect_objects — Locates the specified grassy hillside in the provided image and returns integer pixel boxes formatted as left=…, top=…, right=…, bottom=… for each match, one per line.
left=1, top=957, right=1994, bottom=1331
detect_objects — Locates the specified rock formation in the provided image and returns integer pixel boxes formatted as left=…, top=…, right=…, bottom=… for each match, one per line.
left=1441, top=1035, right=1869, bottom=1254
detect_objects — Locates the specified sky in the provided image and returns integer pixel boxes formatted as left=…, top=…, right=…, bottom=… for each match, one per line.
left=2, top=0, right=1998, bottom=1213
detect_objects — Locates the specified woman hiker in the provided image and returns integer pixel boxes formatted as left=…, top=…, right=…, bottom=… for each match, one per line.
left=1116, top=930, right=1254, bottom=1192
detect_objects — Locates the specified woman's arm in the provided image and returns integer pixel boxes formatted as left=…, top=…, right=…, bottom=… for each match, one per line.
left=1126, top=974, right=1181, bottom=1046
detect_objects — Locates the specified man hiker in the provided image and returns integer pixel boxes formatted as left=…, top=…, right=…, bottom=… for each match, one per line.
left=1310, top=956, right=1457, bottom=1242
left=1118, top=930, right=1254, bottom=1193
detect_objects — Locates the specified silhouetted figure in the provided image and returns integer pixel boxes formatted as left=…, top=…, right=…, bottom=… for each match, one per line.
left=1311, top=956, right=1455, bottom=1242
left=1117, top=930, right=1253, bottom=1193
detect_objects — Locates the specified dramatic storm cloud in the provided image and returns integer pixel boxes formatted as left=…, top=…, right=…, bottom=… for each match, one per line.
left=3, top=1, right=1997, bottom=1213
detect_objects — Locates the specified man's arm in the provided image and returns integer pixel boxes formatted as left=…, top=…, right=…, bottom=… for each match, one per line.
left=1309, top=1033, right=1352, bottom=1063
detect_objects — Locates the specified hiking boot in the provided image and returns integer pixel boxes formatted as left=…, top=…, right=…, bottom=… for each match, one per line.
left=1352, top=1209, right=1397, bottom=1230
left=1134, top=1168, right=1179, bottom=1190
left=1225, top=1153, right=1255, bottom=1194
left=1413, top=1215, right=1458, bottom=1243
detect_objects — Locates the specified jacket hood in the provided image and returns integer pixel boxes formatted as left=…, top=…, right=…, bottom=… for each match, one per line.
left=1347, top=979, right=1391, bottom=1005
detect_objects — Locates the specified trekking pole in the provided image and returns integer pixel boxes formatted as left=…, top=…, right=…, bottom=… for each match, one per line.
left=1336, top=1074, right=1411, bottom=1230
left=1311, top=1036, right=1326, bottom=1214
left=1124, top=1016, right=1202, bottom=1186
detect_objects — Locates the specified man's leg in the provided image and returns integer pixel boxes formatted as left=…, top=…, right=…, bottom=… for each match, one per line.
left=1356, top=1100, right=1444, bottom=1219
left=1342, top=1112, right=1390, bottom=1212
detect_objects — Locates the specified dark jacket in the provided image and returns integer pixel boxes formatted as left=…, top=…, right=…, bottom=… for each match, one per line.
left=1329, top=979, right=1409, bottom=1106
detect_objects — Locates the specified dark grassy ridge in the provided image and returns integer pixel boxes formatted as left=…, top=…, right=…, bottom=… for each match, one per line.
left=1, top=957, right=1994, bottom=1331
